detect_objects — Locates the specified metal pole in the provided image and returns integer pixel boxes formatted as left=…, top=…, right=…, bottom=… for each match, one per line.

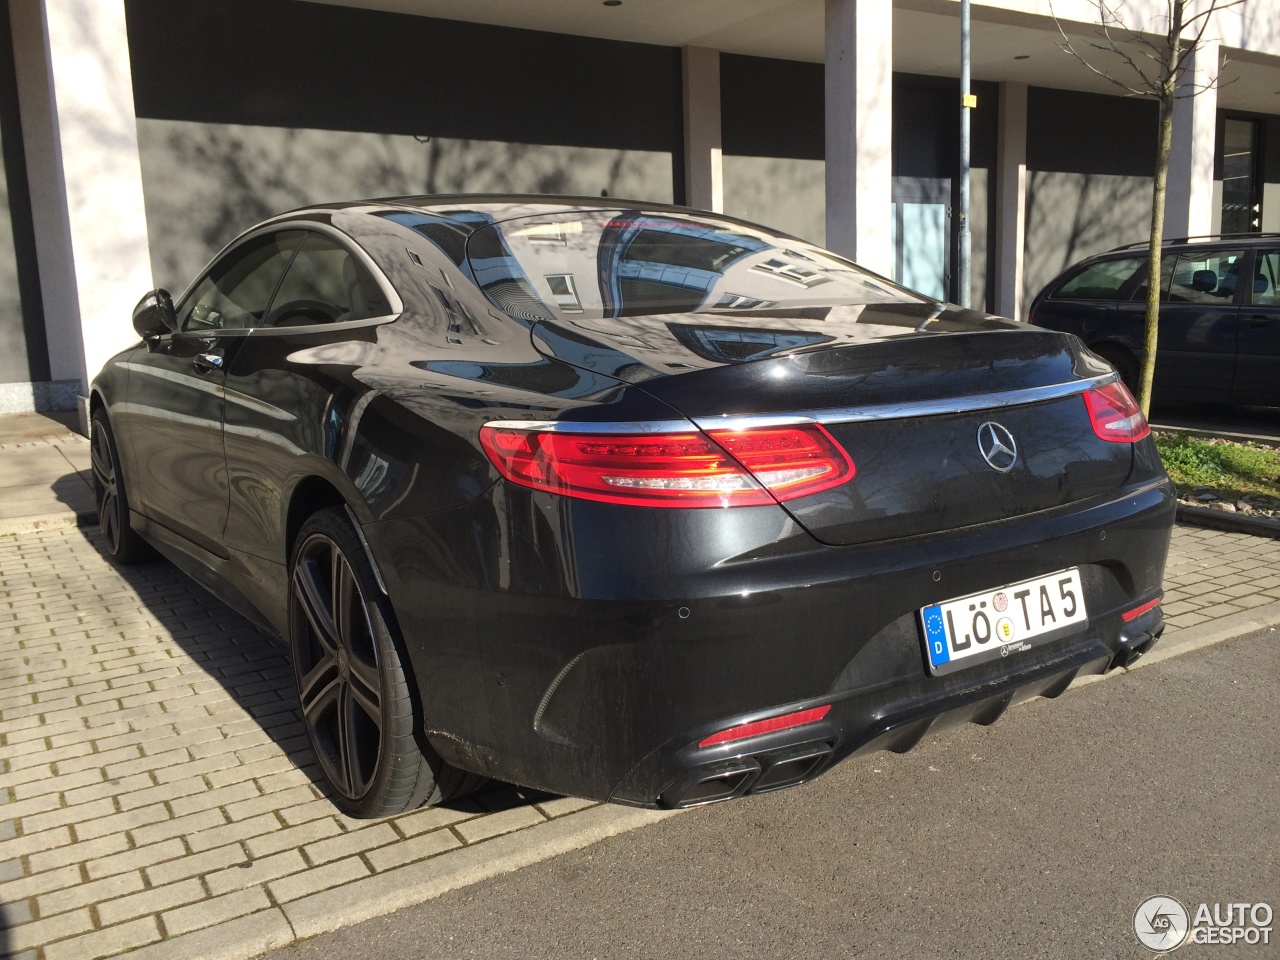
left=958, top=0, right=972, bottom=308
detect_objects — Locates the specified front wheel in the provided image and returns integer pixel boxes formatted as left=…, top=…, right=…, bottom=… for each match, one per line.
left=288, top=506, right=483, bottom=817
left=89, top=408, right=152, bottom=563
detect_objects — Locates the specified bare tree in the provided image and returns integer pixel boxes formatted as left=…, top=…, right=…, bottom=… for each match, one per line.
left=1052, top=0, right=1244, bottom=415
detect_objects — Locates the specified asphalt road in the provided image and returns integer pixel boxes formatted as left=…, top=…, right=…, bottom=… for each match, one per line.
left=268, top=629, right=1279, bottom=960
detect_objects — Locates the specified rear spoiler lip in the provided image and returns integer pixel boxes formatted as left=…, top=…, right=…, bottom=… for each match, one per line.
left=482, top=373, right=1118, bottom=435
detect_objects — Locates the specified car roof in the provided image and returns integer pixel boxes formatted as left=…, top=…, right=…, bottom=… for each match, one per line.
left=1107, top=233, right=1280, bottom=254
left=273, top=194, right=720, bottom=233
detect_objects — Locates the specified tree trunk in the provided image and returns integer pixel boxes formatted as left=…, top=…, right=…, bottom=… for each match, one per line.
left=1140, top=90, right=1175, bottom=416
left=1139, top=0, right=1185, bottom=416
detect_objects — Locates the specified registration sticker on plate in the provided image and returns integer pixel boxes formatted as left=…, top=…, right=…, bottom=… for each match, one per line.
left=919, top=569, right=1087, bottom=676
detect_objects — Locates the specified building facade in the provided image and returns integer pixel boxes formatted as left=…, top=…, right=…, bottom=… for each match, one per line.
left=1, top=0, right=1278, bottom=415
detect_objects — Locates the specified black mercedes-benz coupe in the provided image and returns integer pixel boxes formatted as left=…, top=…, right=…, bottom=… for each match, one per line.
left=90, top=197, right=1175, bottom=817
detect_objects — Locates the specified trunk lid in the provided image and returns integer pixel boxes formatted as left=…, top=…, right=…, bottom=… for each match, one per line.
left=531, top=306, right=1131, bottom=546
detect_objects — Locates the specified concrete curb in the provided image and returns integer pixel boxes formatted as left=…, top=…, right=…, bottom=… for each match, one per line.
left=120, top=805, right=682, bottom=960
left=1124, top=601, right=1280, bottom=673
left=1175, top=503, right=1280, bottom=539
left=1061, top=600, right=1280, bottom=691
left=0, top=509, right=96, bottom=537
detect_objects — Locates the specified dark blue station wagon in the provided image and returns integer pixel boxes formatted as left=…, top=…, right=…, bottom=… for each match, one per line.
left=1029, top=235, right=1280, bottom=407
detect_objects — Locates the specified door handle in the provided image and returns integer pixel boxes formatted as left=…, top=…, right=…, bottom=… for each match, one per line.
left=192, top=352, right=224, bottom=373
left=1244, top=315, right=1274, bottom=328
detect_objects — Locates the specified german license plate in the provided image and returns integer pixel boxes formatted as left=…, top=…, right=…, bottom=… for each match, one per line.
left=920, top=569, right=1087, bottom=676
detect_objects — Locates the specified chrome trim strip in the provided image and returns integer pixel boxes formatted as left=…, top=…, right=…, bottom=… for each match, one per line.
left=483, top=376, right=1113, bottom=434
left=482, top=419, right=697, bottom=434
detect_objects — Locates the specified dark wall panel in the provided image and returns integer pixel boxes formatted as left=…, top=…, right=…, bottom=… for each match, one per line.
left=1027, top=86, right=1157, bottom=175
left=894, top=75, right=999, bottom=177
left=721, top=54, right=824, bottom=160
left=125, top=0, right=682, bottom=154
left=1264, top=117, right=1280, bottom=183
left=722, top=56, right=999, bottom=177
left=0, top=0, right=48, bottom=386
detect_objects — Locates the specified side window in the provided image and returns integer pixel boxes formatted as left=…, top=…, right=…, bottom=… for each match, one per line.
left=1252, top=251, right=1280, bottom=306
left=177, top=231, right=305, bottom=332
left=263, top=233, right=392, bottom=327
left=1164, top=250, right=1245, bottom=303
left=1050, top=258, right=1142, bottom=300
left=1133, top=253, right=1177, bottom=301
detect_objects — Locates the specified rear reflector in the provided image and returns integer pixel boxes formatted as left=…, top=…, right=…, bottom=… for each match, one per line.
left=479, top=424, right=853, bottom=508
left=1083, top=381, right=1150, bottom=442
left=1121, top=598, right=1161, bottom=622
left=699, top=705, right=832, bottom=747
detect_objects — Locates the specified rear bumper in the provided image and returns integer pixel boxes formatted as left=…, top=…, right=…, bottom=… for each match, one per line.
left=639, top=614, right=1164, bottom=808
left=365, top=474, right=1175, bottom=806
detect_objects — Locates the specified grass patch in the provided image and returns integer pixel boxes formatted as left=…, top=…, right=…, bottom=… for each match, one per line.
left=1152, top=431, right=1280, bottom=503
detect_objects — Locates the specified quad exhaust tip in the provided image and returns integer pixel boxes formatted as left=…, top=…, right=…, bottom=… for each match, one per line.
left=662, top=742, right=834, bottom=808
left=1113, top=624, right=1164, bottom=670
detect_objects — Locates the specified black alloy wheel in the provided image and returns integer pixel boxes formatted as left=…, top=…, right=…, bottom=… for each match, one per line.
left=291, top=529, right=385, bottom=802
left=89, top=408, right=150, bottom=563
left=288, top=507, right=483, bottom=817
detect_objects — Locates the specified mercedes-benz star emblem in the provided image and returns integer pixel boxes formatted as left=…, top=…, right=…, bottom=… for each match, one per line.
left=977, top=421, right=1018, bottom=472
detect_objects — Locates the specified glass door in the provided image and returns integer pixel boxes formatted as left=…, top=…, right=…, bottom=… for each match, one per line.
left=891, top=178, right=950, bottom=301
left=1220, top=119, right=1260, bottom=236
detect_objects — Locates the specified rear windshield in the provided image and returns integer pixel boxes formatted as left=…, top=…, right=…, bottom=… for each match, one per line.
left=463, top=210, right=922, bottom=322
left=1050, top=257, right=1142, bottom=301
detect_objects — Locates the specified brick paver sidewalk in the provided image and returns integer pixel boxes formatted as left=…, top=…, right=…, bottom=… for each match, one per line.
left=2, top=523, right=1278, bottom=960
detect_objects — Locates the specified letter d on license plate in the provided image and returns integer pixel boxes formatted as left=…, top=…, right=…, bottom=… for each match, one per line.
left=919, top=569, right=1087, bottom=676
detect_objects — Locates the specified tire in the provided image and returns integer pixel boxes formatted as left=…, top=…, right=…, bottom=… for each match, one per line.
left=89, top=408, right=152, bottom=564
left=288, top=507, right=484, bottom=817
left=1090, top=343, right=1139, bottom=396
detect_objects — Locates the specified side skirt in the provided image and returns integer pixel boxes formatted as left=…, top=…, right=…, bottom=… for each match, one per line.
left=132, top=510, right=282, bottom=642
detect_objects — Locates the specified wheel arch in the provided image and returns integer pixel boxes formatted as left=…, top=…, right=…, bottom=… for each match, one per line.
left=285, top=475, right=349, bottom=563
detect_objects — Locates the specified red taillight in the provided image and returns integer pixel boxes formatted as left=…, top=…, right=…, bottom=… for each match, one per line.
left=1083, top=381, right=1150, bottom=442
left=699, top=705, right=832, bottom=747
left=478, top=423, right=854, bottom=508
left=1121, top=598, right=1161, bottom=622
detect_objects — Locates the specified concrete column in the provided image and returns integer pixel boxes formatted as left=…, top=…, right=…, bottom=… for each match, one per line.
left=682, top=47, right=723, bottom=212
left=9, top=0, right=152, bottom=410
left=1165, top=39, right=1218, bottom=240
left=995, top=82, right=1027, bottom=321
left=824, top=0, right=893, bottom=276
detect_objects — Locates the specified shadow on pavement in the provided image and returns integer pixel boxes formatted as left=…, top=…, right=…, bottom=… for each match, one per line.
left=70, top=524, right=541, bottom=818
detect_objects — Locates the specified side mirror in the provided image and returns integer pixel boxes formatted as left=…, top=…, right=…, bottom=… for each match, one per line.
left=133, top=290, right=176, bottom=339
